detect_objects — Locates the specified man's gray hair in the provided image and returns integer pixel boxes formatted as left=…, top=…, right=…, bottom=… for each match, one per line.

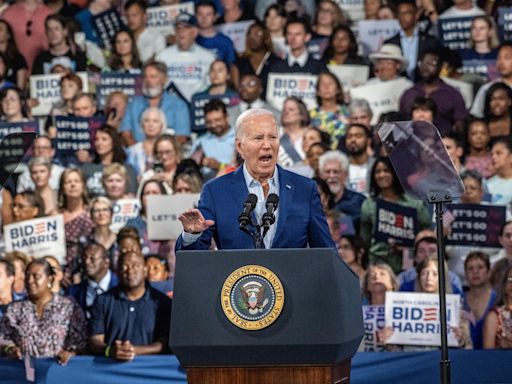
left=318, top=150, right=349, bottom=172
left=141, top=107, right=167, bottom=134
left=235, top=108, right=277, bottom=139
left=349, top=98, right=373, bottom=117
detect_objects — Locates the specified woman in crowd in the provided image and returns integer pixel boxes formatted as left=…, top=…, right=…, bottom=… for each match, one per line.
left=483, top=82, right=512, bottom=139
left=487, top=138, right=512, bottom=207
left=0, top=20, right=28, bottom=89
left=58, top=168, right=94, bottom=281
left=0, top=259, right=86, bottom=363
left=463, top=119, right=494, bottom=179
left=360, top=157, right=431, bottom=274
left=309, top=72, right=349, bottom=149
left=232, top=21, right=278, bottom=94
left=145, top=254, right=173, bottom=298
left=29, top=157, right=58, bottom=216
left=322, top=25, right=366, bottom=65
left=362, top=262, right=398, bottom=305
left=126, top=107, right=167, bottom=178
left=140, top=134, right=182, bottom=193
left=464, top=252, right=497, bottom=349
left=82, top=124, right=137, bottom=198
left=102, top=163, right=134, bottom=202
left=43, top=255, right=65, bottom=295
left=87, top=196, right=118, bottom=269
left=305, top=142, right=330, bottom=177
left=459, top=16, right=499, bottom=68
left=483, top=264, right=512, bottom=349
left=311, top=0, right=346, bottom=54
left=4, top=251, right=30, bottom=298
left=264, top=4, right=287, bottom=59
left=11, top=191, right=45, bottom=223
left=172, top=172, right=203, bottom=194
left=108, top=29, right=142, bottom=73
left=338, top=234, right=366, bottom=279
left=191, top=60, right=240, bottom=109
left=50, top=72, right=83, bottom=118
left=278, top=96, right=309, bottom=167
left=0, top=86, right=30, bottom=122
left=302, top=126, right=331, bottom=155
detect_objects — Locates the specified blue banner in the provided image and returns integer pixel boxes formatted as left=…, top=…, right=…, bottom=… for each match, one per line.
left=438, top=17, right=472, bottom=51
left=55, top=116, right=104, bottom=156
left=445, top=203, right=506, bottom=247
left=190, top=92, right=239, bottom=132
left=96, top=72, right=143, bottom=108
left=0, top=121, right=37, bottom=164
left=498, top=7, right=512, bottom=42
left=461, top=59, right=498, bottom=82
left=374, top=199, right=418, bottom=247
left=92, top=8, right=125, bottom=50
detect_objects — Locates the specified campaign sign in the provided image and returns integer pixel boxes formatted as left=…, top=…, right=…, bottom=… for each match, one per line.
left=350, top=78, right=412, bottom=124
left=461, top=59, right=498, bottom=82
left=498, top=7, right=512, bottom=42
left=308, top=36, right=329, bottom=61
left=146, top=2, right=194, bottom=35
left=55, top=116, right=104, bottom=156
left=374, top=199, right=418, bottom=247
left=147, top=194, right=199, bottom=240
left=385, top=291, right=460, bottom=347
left=360, top=305, right=385, bottom=352
left=0, top=121, right=37, bottom=140
left=190, top=92, right=240, bottom=132
left=357, top=19, right=400, bottom=55
left=3, top=215, right=66, bottom=264
left=29, top=72, right=89, bottom=116
left=96, top=72, right=143, bottom=108
left=334, top=0, right=364, bottom=22
left=0, top=122, right=38, bottom=165
left=216, top=20, right=254, bottom=53
left=445, top=204, right=506, bottom=248
left=266, top=73, right=318, bottom=111
left=92, top=8, right=125, bottom=50
left=110, top=198, right=141, bottom=234
left=327, top=64, right=370, bottom=90
left=438, top=17, right=472, bottom=51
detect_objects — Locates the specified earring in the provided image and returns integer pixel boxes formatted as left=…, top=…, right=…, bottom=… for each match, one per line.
left=48, top=283, right=52, bottom=288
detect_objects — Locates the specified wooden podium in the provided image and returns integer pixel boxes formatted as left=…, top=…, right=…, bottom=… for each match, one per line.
left=170, top=248, right=363, bottom=384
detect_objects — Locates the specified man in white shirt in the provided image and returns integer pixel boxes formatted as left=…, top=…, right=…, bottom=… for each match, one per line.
left=156, top=12, right=216, bottom=102
left=439, top=0, right=485, bottom=19
left=125, top=0, right=167, bottom=63
left=344, top=124, right=374, bottom=195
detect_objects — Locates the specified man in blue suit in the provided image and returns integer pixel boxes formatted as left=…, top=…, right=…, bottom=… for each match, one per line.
left=176, top=108, right=335, bottom=250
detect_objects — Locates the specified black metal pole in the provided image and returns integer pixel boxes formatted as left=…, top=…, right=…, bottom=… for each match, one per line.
left=428, top=192, right=451, bottom=384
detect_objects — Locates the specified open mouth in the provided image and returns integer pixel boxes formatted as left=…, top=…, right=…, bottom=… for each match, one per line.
left=259, top=155, right=272, bottom=164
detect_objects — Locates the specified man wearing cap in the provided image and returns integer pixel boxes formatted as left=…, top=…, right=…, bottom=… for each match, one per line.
left=384, top=0, right=440, bottom=80
left=156, top=12, right=216, bottom=102
left=366, top=44, right=413, bottom=85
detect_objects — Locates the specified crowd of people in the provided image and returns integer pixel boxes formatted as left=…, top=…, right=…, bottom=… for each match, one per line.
left=0, top=0, right=511, bottom=366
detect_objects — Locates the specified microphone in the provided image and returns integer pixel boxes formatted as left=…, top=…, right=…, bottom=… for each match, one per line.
left=238, top=193, right=258, bottom=229
left=262, top=193, right=279, bottom=236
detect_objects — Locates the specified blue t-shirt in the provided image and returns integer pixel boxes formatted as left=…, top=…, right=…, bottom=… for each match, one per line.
left=196, top=33, right=236, bottom=65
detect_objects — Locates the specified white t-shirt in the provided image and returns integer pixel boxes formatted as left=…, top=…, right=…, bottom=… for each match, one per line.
left=487, top=175, right=512, bottom=206
left=156, top=44, right=216, bottom=102
left=439, top=5, right=485, bottom=19
left=348, top=163, right=369, bottom=194
left=137, top=28, right=167, bottom=63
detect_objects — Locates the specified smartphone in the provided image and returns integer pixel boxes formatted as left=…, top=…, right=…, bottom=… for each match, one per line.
left=153, top=161, right=164, bottom=173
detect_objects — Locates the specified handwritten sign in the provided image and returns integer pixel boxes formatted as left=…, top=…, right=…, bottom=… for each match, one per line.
left=385, top=291, right=460, bottom=347
left=266, top=73, right=318, bottom=111
left=147, top=194, right=199, bottom=240
left=445, top=204, right=506, bottom=247
left=4, top=215, right=66, bottom=264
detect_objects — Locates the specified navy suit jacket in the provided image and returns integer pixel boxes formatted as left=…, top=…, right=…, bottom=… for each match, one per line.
left=175, top=166, right=335, bottom=251
left=67, top=273, right=119, bottom=313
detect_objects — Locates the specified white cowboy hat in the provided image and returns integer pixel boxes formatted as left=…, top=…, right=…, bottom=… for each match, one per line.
left=369, top=44, right=409, bottom=71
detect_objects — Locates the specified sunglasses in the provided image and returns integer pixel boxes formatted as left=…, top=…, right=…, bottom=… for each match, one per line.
left=26, top=20, right=32, bottom=37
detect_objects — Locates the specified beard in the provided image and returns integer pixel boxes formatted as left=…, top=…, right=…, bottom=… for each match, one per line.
left=348, top=146, right=367, bottom=157
left=328, top=182, right=341, bottom=195
left=142, top=85, right=164, bottom=98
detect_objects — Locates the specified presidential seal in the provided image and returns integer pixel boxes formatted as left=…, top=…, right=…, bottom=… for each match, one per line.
left=221, top=265, right=284, bottom=331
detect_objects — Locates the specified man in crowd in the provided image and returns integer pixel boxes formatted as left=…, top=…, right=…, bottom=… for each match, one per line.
left=192, top=99, right=236, bottom=180
left=196, top=1, right=236, bottom=65
left=72, top=92, right=97, bottom=118
left=176, top=108, right=335, bottom=250
left=318, top=150, right=365, bottom=225
left=156, top=12, right=216, bottom=102
left=125, top=0, right=166, bottom=63
left=89, top=250, right=172, bottom=361
left=344, top=124, right=375, bottom=195
left=120, top=60, right=191, bottom=146
left=367, top=44, right=412, bottom=84
left=68, top=243, right=118, bottom=319
left=234, top=74, right=279, bottom=118
left=400, top=48, right=467, bottom=135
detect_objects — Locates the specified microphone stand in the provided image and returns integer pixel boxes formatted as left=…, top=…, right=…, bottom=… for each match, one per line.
left=239, top=221, right=265, bottom=249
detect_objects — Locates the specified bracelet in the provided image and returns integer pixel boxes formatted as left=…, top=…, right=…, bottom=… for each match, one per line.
left=104, top=345, right=111, bottom=357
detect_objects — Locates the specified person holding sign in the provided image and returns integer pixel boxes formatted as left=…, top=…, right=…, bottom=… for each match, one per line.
left=360, top=157, right=431, bottom=274
left=176, top=108, right=335, bottom=251
left=362, top=262, right=399, bottom=306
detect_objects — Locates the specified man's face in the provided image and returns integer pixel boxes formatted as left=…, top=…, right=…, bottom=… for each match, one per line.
left=414, top=240, right=437, bottom=264
left=83, top=245, right=108, bottom=281
left=350, top=108, right=372, bottom=126
left=73, top=97, right=96, bottom=117
left=499, top=223, right=512, bottom=255
left=33, top=137, right=55, bottom=159
left=196, top=5, right=216, bottom=29
left=345, top=126, right=368, bottom=157
left=46, top=19, right=67, bottom=47
left=125, top=4, right=146, bottom=32
left=497, top=46, right=512, bottom=78
left=239, top=76, right=261, bottom=102
left=397, top=3, right=416, bottom=31
left=205, top=109, right=230, bottom=137
left=175, top=23, right=198, bottom=51
left=375, top=59, right=401, bottom=81
left=285, top=23, right=310, bottom=53
left=419, top=53, right=442, bottom=82
left=236, top=114, right=279, bottom=182
left=118, top=252, right=146, bottom=289
left=320, top=160, right=346, bottom=195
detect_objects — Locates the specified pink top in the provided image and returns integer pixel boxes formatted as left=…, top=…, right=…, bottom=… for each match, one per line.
left=464, top=154, right=495, bottom=179
left=2, top=2, right=53, bottom=73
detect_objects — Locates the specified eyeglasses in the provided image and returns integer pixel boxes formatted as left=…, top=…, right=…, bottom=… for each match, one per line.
left=26, top=20, right=32, bottom=37
left=155, top=149, right=175, bottom=157
left=92, top=207, right=111, bottom=215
